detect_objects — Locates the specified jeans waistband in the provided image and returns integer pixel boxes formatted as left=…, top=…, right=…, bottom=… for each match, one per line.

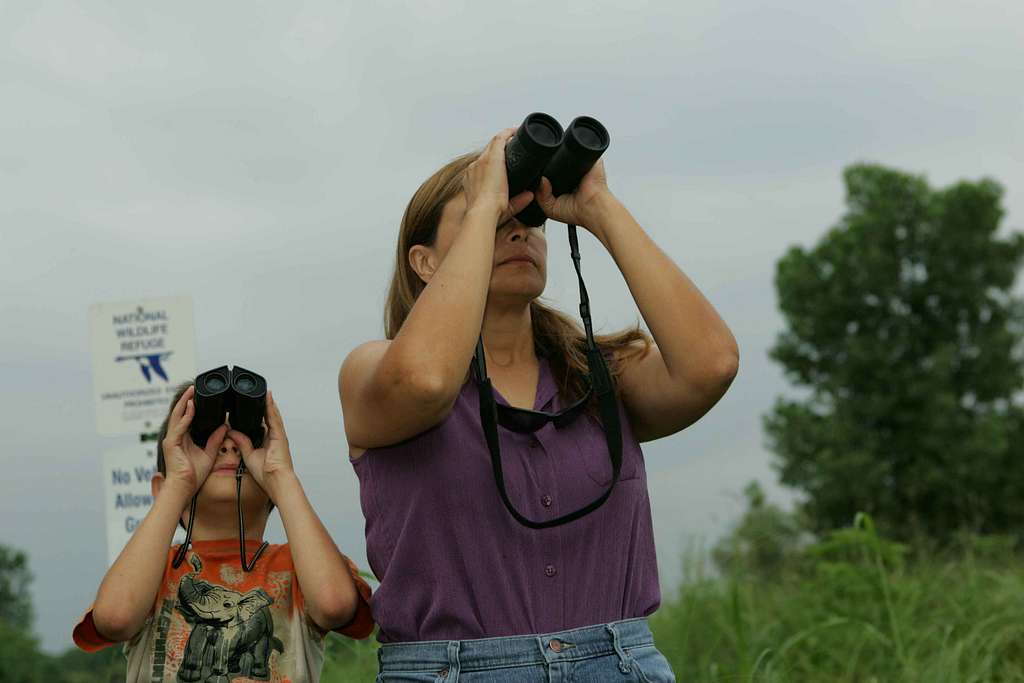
left=377, top=618, right=654, bottom=673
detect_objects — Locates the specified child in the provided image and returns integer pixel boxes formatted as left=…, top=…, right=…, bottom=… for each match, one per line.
left=74, top=382, right=374, bottom=682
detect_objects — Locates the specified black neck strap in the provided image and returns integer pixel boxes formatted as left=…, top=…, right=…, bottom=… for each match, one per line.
left=170, top=463, right=268, bottom=571
left=474, top=225, right=623, bottom=529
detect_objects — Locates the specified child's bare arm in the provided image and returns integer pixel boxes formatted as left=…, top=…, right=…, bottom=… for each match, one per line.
left=92, top=387, right=226, bottom=641
left=229, top=392, right=362, bottom=631
left=92, top=478, right=191, bottom=640
left=270, top=473, right=362, bottom=631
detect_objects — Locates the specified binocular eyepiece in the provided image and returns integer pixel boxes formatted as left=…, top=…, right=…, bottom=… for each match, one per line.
left=190, top=365, right=267, bottom=449
left=505, top=113, right=610, bottom=227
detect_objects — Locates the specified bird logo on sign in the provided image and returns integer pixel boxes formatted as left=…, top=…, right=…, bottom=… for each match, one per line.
left=116, top=352, right=173, bottom=383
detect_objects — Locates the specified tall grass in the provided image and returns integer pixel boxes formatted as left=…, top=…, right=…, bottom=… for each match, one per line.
left=651, top=515, right=1024, bottom=682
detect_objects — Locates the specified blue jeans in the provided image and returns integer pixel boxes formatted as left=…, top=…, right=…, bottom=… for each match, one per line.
left=376, top=618, right=675, bottom=682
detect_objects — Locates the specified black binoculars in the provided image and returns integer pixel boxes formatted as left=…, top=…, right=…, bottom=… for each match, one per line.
left=174, top=365, right=271, bottom=571
left=505, top=113, right=610, bottom=226
left=190, top=365, right=267, bottom=449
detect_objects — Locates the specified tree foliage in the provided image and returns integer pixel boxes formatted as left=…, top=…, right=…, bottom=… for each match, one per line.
left=0, top=545, right=33, bottom=630
left=0, top=544, right=125, bottom=683
left=767, top=163, right=1024, bottom=540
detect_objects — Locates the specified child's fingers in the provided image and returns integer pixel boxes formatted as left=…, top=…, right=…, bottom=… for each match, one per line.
left=265, top=391, right=287, bottom=440
left=227, top=429, right=254, bottom=456
left=166, top=386, right=195, bottom=439
left=177, top=399, right=196, bottom=432
left=181, top=428, right=198, bottom=452
left=201, top=424, right=229, bottom=456
left=173, top=385, right=194, bottom=414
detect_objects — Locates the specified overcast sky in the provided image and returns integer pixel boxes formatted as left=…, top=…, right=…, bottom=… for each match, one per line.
left=2, top=1, right=1022, bottom=653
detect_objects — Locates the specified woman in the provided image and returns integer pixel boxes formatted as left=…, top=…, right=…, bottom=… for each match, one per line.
left=340, top=128, right=738, bottom=681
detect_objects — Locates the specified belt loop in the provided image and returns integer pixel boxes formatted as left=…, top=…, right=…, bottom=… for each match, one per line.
left=445, top=640, right=461, bottom=680
left=605, top=623, right=631, bottom=674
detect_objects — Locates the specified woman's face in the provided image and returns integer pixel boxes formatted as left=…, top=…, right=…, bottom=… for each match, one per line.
left=413, top=193, right=548, bottom=303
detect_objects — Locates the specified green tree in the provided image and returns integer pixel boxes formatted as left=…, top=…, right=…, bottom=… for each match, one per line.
left=766, top=164, right=1024, bottom=541
left=0, top=545, right=33, bottom=630
left=0, top=544, right=130, bottom=683
left=53, top=645, right=126, bottom=683
left=0, top=545, right=60, bottom=683
left=0, top=619, right=53, bottom=683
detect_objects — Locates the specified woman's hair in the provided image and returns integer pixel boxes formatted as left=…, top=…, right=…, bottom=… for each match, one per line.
left=384, top=151, right=652, bottom=403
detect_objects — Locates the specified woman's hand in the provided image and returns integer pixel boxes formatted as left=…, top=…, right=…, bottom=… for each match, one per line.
left=160, top=386, right=227, bottom=497
left=533, top=160, right=621, bottom=244
left=463, top=128, right=534, bottom=224
left=228, top=391, right=295, bottom=502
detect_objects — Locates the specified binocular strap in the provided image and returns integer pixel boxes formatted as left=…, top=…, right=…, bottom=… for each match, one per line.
left=169, top=464, right=269, bottom=571
left=474, top=225, right=623, bottom=529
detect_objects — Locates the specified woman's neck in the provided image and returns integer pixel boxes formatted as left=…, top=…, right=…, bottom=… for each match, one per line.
left=481, top=301, right=535, bottom=367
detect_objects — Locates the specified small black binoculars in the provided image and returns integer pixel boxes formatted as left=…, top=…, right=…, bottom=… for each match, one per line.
left=190, top=365, right=267, bottom=449
left=505, top=113, right=610, bottom=227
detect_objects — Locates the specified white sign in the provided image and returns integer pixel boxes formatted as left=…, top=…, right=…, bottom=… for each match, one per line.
left=89, top=296, right=196, bottom=435
left=103, top=443, right=185, bottom=566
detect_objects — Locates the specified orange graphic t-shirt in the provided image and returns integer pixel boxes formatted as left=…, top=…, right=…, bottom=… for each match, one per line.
left=74, top=539, right=374, bottom=683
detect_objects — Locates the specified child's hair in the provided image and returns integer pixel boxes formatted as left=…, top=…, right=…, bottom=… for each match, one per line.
left=155, top=381, right=274, bottom=520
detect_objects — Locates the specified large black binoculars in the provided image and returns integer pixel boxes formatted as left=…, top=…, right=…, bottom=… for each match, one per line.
left=190, top=365, right=267, bottom=449
left=505, top=113, right=610, bottom=227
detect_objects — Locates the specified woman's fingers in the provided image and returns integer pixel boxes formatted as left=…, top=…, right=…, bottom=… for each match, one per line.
left=509, top=190, right=534, bottom=214
left=488, top=127, right=515, bottom=150
left=498, top=191, right=535, bottom=225
left=535, top=177, right=556, bottom=209
left=479, top=128, right=515, bottom=172
left=533, top=177, right=571, bottom=223
left=480, top=131, right=511, bottom=174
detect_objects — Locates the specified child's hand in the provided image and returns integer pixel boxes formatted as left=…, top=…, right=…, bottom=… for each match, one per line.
left=228, top=391, right=295, bottom=502
left=161, top=385, right=227, bottom=497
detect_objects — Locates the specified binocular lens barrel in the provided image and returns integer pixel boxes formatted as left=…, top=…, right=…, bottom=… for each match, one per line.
left=509, top=114, right=610, bottom=227
left=543, top=116, right=610, bottom=197
left=190, top=366, right=232, bottom=448
left=230, top=367, right=267, bottom=449
left=505, top=113, right=563, bottom=197
left=188, top=366, right=267, bottom=449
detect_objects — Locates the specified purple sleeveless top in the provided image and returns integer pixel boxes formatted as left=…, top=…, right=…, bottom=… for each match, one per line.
left=351, top=356, right=661, bottom=643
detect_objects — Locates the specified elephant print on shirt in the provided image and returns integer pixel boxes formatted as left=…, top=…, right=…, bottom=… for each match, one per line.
left=174, top=554, right=284, bottom=683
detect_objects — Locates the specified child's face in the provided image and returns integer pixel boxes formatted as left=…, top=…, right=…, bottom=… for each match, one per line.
left=196, top=435, right=271, bottom=510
